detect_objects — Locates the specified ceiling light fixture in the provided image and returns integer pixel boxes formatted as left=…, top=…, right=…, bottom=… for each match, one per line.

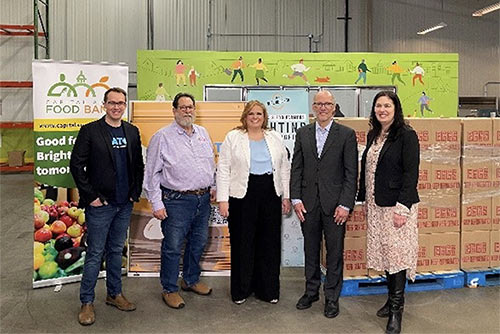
left=417, top=22, right=447, bottom=35
left=417, top=0, right=447, bottom=35
left=472, top=2, right=500, bottom=17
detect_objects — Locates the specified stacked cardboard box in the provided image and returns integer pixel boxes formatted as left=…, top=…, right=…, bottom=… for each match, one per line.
left=322, top=118, right=500, bottom=279
left=410, top=118, right=462, bottom=271
left=491, top=118, right=500, bottom=267
left=461, top=118, right=497, bottom=270
left=321, top=205, right=369, bottom=277
left=334, top=119, right=371, bottom=276
left=417, top=232, right=460, bottom=271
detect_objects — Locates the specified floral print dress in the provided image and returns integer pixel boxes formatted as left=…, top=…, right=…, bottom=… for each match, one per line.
left=365, top=135, right=418, bottom=281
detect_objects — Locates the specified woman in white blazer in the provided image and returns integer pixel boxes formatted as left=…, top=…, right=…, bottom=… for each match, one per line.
left=217, top=100, right=291, bottom=305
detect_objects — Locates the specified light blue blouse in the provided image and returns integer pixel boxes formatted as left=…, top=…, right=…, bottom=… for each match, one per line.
left=249, top=139, right=273, bottom=174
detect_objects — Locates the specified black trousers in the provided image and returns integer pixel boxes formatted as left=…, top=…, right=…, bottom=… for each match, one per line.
left=301, top=201, right=346, bottom=301
left=228, top=174, right=281, bottom=302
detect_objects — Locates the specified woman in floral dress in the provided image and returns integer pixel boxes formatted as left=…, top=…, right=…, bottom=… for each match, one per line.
left=357, top=91, right=420, bottom=334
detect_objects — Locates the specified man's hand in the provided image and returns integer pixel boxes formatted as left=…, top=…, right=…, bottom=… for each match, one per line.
left=153, top=208, right=167, bottom=220
left=282, top=199, right=291, bottom=215
left=90, top=198, right=107, bottom=207
left=334, top=206, right=349, bottom=225
left=293, top=202, right=307, bottom=222
left=219, top=201, right=229, bottom=218
left=393, top=212, right=407, bottom=228
left=210, top=189, right=216, bottom=202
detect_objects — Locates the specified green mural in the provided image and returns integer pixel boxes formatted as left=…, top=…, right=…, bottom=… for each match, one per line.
left=137, top=51, right=458, bottom=118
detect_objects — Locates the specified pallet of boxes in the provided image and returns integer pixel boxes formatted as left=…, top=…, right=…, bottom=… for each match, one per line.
left=409, top=118, right=463, bottom=283
left=461, top=118, right=500, bottom=287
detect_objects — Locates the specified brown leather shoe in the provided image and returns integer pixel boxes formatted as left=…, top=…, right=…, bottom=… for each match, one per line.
left=78, top=303, right=95, bottom=326
left=180, top=280, right=212, bottom=295
left=106, top=294, right=136, bottom=311
left=162, top=292, right=185, bottom=309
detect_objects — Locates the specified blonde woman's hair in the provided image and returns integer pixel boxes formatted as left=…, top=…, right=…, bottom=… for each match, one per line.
left=235, top=100, right=269, bottom=131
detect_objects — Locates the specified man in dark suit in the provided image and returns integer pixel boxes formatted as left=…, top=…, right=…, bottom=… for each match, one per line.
left=70, top=87, right=144, bottom=326
left=290, top=90, right=358, bottom=318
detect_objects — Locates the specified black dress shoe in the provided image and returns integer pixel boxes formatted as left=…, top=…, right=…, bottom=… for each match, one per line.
left=296, top=294, right=320, bottom=310
left=324, top=299, right=339, bottom=318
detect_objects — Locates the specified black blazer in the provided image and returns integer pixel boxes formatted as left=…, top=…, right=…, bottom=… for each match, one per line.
left=357, top=125, right=420, bottom=210
left=70, top=116, right=144, bottom=208
left=290, top=120, right=358, bottom=216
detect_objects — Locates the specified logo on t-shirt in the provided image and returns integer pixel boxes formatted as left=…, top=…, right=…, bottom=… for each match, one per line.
left=111, top=136, right=127, bottom=149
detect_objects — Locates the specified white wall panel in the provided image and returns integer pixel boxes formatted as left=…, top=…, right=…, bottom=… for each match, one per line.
left=1, top=0, right=498, bottom=121
left=50, top=0, right=147, bottom=69
left=370, top=0, right=499, bottom=96
left=1, top=0, right=35, bottom=121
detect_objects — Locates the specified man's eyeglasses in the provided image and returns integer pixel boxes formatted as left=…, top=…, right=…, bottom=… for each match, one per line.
left=178, top=105, right=195, bottom=111
left=313, top=102, right=334, bottom=108
left=105, top=101, right=127, bottom=107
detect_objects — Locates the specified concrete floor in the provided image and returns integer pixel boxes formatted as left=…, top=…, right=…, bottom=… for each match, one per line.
left=1, top=173, right=499, bottom=334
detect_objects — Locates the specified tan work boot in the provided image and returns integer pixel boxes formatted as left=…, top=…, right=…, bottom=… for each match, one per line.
left=78, top=303, right=95, bottom=326
left=181, top=280, right=212, bottom=295
left=106, top=293, right=136, bottom=311
left=162, top=292, right=185, bottom=309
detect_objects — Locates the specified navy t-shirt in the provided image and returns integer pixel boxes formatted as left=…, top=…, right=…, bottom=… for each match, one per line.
left=106, top=123, right=130, bottom=204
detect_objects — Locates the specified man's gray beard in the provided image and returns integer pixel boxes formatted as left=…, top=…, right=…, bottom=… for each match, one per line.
left=176, top=114, right=195, bottom=128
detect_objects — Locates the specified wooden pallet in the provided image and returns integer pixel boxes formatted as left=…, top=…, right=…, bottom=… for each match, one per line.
left=463, top=268, right=500, bottom=287
left=339, top=270, right=465, bottom=296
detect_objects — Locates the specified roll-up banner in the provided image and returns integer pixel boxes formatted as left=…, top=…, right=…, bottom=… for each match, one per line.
left=247, top=90, right=309, bottom=266
left=32, top=60, right=128, bottom=288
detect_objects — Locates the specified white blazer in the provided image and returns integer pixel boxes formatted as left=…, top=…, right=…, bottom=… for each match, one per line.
left=216, top=129, right=291, bottom=202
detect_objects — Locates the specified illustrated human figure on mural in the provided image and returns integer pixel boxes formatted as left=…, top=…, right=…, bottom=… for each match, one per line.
left=387, top=60, right=406, bottom=86
left=418, top=91, right=433, bottom=116
left=410, top=62, right=425, bottom=86
left=188, top=67, right=200, bottom=86
left=354, top=59, right=371, bottom=85
left=231, top=56, right=245, bottom=83
left=250, top=58, right=268, bottom=85
left=175, top=60, right=187, bottom=86
left=283, top=58, right=310, bottom=85
left=155, top=83, right=170, bottom=101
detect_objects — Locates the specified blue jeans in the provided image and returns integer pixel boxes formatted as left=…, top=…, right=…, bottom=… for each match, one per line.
left=80, top=202, right=133, bottom=304
left=160, top=190, right=210, bottom=293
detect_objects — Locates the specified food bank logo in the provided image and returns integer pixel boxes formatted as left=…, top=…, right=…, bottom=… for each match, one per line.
left=47, top=71, right=110, bottom=97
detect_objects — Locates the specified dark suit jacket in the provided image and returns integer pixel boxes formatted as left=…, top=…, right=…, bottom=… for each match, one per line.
left=357, top=125, right=420, bottom=210
left=290, top=120, right=358, bottom=216
left=70, top=116, right=144, bottom=208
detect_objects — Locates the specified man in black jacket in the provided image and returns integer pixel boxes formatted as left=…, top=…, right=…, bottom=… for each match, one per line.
left=70, top=87, right=144, bottom=326
left=290, top=90, right=358, bottom=318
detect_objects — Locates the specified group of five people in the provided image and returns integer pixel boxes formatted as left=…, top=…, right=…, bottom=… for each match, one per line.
left=70, top=87, right=419, bottom=334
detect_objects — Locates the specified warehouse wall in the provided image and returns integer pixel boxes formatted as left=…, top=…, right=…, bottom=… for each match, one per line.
left=1, top=0, right=499, bottom=123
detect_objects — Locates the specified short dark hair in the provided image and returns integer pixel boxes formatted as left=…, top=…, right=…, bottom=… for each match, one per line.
left=368, top=90, right=408, bottom=141
left=104, top=87, right=127, bottom=102
left=173, top=92, right=195, bottom=108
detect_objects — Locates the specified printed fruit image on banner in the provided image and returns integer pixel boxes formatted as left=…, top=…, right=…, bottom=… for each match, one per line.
left=33, top=186, right=87, bottom=282
left=33, top=186, right=129, bottom=284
